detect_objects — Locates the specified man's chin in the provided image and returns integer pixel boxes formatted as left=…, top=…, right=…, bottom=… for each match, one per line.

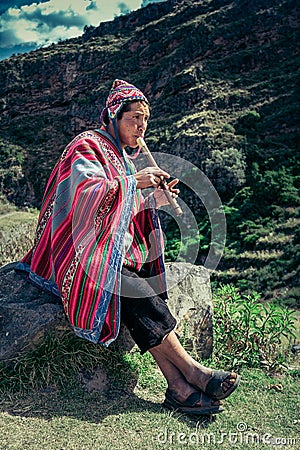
left=131, top=140, right=139, bottom=149
left=124, top=144, right=139, bottom=152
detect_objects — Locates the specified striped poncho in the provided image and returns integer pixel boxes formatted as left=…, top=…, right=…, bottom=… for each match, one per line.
left=18, top=129, right=167, bottom=345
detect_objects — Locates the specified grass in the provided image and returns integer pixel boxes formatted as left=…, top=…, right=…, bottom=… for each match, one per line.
left=0, top=209, right=38, bottom=266
left=0, top=354, right=299, bottom=450
left=0, top=327, right=299, bottom=450
left=0, top=210, right=38, bottom=229
left=0, top=208, right=299, bottom=449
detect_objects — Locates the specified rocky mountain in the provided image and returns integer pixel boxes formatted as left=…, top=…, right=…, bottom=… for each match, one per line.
left=0, top=0, right=299, bottom=303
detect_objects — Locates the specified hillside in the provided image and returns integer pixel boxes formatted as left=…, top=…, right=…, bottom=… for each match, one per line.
left=0, top=0, right=299, bottom=305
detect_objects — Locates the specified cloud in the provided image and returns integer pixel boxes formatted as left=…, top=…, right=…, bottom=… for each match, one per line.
left=0, top=29, right=21, bottom=48
left=0, top=0, right=48, bottom=15
left=141, top=0, right=166, bottom=6
left=0, top=0, right=164, bottom=59
left=117, top=3, right=132, bottom=16
left=23, top=8, right=87, bottom=29
left=0, top=1, right=141, bottom=49
left=86, top=1, right=97, bottom=11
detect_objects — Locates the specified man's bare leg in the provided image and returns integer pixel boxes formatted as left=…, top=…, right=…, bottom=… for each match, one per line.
left=149, top=346, right=221, bottom=406
left=149, top=330, right=238, bottom=396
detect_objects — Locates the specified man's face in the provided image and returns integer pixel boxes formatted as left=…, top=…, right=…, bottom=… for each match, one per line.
left=117, top=101, right=150, bottom=149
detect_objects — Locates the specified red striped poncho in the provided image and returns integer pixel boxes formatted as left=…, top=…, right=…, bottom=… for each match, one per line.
left=19, top=129, right=167, bottom=345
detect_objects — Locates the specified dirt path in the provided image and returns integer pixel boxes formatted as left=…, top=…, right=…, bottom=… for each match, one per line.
left=0, top=211, right=19, bottom=219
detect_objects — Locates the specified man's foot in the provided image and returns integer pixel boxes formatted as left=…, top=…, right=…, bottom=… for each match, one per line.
left=167, top=383, right=221, bottom=408
left=164, top=388, right=224, bottom=416
left=189, top=369, right=241, bottom=400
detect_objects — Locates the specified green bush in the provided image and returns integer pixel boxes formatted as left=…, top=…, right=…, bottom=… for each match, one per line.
left=236, top=110, right=260, bottom=133
left=203, top=146, right=247, bottom=196
left=212, top=284, right=297, bottom=370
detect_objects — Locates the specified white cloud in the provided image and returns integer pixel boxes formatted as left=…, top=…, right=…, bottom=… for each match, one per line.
left=0, top=0, right=143, bottom=50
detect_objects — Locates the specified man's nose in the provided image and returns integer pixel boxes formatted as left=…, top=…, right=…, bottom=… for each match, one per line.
left=138, top=118, right=147, bottom=130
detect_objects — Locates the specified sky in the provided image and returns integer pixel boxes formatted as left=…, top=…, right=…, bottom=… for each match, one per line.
left=0, top=0, right=165, bottom=60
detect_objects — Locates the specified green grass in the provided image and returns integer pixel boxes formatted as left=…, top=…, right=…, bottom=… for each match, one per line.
left=0, top=210, right=38, bottom=229
left=0, top=356, right=299, bottom=450
left=0, top=210, right=38, bottom=266
left=0, top=209, right=299, bottom=448
left=0, top=328, right=299, bottom=450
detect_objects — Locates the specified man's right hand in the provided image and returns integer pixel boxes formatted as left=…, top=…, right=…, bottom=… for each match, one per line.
left=134, top=166, right=170, bottom=189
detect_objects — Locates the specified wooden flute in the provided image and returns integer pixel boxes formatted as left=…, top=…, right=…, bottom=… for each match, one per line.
left=136, top=137, right=183, bottom=216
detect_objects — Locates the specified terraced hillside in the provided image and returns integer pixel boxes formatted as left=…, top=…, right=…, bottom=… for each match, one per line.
left=0, top=0, right=299, bottom=304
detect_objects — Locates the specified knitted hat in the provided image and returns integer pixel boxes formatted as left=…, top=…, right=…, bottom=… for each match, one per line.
left=100, top=79, right=149, bottom=125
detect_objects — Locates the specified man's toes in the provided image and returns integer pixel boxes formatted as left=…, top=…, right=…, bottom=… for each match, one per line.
left=213, top=399, right=222, bottom=406
left=222, top=374, right=237, bottom=391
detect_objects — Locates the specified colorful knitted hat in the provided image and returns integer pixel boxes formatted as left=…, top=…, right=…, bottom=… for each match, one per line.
left=100, top=79, right=149, bottom=125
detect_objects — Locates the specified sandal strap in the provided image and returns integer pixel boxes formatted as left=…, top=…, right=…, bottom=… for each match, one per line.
left=165, top=390, right=213, bottom=408
left=205, top=370, right=231, bottom=398
left=183, top=392, right=203, bottom=407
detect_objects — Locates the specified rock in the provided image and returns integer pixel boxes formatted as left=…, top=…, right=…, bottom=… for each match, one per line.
left=291, top=344, right=300, bottom=354
left=0, top=262, right=70, bottom=362
left=165, top=262, right=213, bottom=360
left=79, top=367, right=110, bottom=394
left=0, top=261, right=213, bottom=363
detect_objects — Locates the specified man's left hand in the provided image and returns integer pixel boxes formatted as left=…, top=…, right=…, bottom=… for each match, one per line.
left=153, top=178, right=180, bottom=208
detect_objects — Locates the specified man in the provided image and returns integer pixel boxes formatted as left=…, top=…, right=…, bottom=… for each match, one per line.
left=17, top=79, right=240, bottom=415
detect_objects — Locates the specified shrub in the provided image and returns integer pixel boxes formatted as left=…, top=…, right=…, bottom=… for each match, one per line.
left=203, top=147, right=247, bottom=196
left=236, top=110, right=260, bottom=135
left=212, top=284, right=297, bottom=370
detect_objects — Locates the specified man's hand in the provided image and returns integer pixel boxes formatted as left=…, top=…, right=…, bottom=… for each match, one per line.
left=154, top=178, right=180, bottom=208
left=134, top=166, right=170, bottom=189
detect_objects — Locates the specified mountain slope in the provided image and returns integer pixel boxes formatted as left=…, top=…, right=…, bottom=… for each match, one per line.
left=0, top=0, right=299, bottom=303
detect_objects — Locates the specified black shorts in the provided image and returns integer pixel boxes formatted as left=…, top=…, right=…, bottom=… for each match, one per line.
left=120, top=267, right=177, bottom=354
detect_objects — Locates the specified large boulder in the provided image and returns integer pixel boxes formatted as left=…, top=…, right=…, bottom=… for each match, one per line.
left=166, top=262, right=213, bottom=360
left=0, top=262, right=213, bottom=363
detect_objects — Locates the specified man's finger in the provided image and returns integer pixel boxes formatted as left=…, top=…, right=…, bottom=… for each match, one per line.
left=168, top=178, right=179, bottom=187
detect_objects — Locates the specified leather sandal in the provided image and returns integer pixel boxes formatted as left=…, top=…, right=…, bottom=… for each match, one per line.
left=163, top=389, right=224, bottom=415
left=203, top=370, right=241, bottom=400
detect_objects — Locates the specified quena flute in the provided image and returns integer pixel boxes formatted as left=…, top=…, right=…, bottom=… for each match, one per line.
left=137, top=137, right=183, bottom=216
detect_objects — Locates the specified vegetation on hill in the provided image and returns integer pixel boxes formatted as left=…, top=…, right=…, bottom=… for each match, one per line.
left=0, top=0, right=299, bottom=304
